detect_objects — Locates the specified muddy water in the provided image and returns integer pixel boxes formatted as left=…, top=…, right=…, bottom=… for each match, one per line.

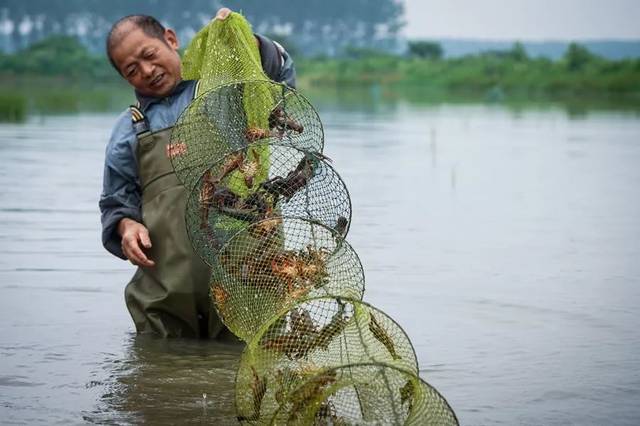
left=0, top=103, right=639, bottom=425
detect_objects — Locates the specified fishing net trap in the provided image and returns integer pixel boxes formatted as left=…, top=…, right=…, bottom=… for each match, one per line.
left=170, top=12, right=458, bottom=425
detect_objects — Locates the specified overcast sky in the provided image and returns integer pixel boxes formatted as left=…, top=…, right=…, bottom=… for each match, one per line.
left=403, top=0, right=640, bottom=40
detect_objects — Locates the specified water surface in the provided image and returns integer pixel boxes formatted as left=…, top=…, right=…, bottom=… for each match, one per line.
left=0, top=102, right=639, bottom=424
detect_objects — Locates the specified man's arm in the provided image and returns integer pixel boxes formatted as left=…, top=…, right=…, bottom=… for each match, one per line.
left=99, top=112, right=153, bottom=267
left=255, top=33, right=297, bottom=88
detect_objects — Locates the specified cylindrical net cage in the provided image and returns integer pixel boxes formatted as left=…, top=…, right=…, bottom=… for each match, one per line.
left=270, top=363, right=459, bottom=425
left=211, top=220, right=365, bottom=341
left=170, top=80, right=324, bottom=190
left=171, top=13, right=457, bottom=424
left=235, top=297, right=419, bottom=423
left=186, top=141, right=351, bottom=264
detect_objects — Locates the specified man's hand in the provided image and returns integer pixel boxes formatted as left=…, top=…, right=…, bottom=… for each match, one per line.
left=214, top=7, right=232, bottom=20
left=118, top=218, right=155, bottom=267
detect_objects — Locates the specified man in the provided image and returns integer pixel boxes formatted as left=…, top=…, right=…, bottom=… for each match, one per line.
left=99, top=8, right=296, bottom=338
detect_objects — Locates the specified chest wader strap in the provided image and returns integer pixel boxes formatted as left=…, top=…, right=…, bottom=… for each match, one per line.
left=130, top=80, right=200, bottom=134
left=130, top=104, right=151, bottom=138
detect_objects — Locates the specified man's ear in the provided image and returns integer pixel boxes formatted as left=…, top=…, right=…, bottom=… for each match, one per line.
left=164, top=28, right=179, bottom=50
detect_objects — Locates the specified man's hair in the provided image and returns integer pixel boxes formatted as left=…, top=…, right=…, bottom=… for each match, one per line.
left=106, top=15, right=167, bottom=73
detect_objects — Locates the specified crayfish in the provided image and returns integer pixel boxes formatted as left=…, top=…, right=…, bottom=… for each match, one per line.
left=236, top=366, right=267, bottom=422
left=269, top=105, right=304, bottom=138
left=287, top=370, right=337, bottom=423
left=260, top=299, right=351, bottom=359
left=369, top=313, right=401, bottom=360
left=270, top=246, right=330, bottom=296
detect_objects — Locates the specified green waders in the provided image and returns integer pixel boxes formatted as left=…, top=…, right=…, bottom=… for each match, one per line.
left=124, top=105, right=236, bottom=340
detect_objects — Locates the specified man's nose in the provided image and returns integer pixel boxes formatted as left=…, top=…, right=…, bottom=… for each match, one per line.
left=140, top=61, right=155, bottom=78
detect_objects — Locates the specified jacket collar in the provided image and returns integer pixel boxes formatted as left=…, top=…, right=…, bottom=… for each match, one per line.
left=134, top=79, right=195, bottom=112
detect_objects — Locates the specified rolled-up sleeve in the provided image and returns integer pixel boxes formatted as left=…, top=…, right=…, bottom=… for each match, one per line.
left=99, top=112, right=142, bottom=259
left=274, top=41, right=297, bottom=89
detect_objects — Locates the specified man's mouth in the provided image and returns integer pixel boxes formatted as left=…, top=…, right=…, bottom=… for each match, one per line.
left=150, top=73, right=165, bottom=88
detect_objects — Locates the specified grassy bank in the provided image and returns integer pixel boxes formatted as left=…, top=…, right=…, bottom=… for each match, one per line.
left=0, top=36, right=133, bottom=120
left=296, top=49, right=640, bottom=99
left=0, top=76, right=133, bottom=118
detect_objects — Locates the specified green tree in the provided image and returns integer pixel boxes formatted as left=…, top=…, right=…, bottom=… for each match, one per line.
left=509, top=42, right=528, bottom=62
left=565, top=42, right=595, bottom=72
left=408, top=41, right=443, bottom=59
left=0, top=35, right=113, bottom=78
left=343, top=46, right=391, bottom=59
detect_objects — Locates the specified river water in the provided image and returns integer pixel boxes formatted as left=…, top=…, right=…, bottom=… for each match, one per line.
left=0, top=99, right=639, bottom=425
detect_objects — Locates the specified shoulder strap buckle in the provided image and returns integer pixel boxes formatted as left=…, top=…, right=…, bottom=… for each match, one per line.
left=130, top=105, right=150, bottom=136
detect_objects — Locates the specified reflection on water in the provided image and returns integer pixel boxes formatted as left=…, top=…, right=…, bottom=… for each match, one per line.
left=87, top=336, right=242, bottom=425
left=303, top=85, right=640, bottom=119
left=0, top=103, right=639, bottom=424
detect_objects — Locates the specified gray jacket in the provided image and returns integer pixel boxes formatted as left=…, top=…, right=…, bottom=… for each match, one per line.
left=99, top=34, right=296, bottom=259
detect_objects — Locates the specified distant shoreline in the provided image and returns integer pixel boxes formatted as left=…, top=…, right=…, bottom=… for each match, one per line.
left=295, top=50, right=640, bottom=99
left=1, top=37, right=639, bottom=121
left=407, top=39, right=640, bottom=61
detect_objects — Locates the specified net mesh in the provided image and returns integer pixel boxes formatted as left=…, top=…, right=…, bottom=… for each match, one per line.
left=182, top=12, right=265, bottom=93
left=172, top=12, right=457, bottom=424
left=180, top=12, right=276, bottom=181
left=235, top=297, right=419, bottom=422
left=211, top=219, right=363, bottom=341
left=170, top=81, right=324, bottom=191
left=186, top=142, right=351, bottom=265
left=271, top=363, right=458, bottom=425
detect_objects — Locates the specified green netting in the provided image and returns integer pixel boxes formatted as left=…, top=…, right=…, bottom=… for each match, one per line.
left=270, top=363, right=459, bottom=425
left=182, top=13, right=271, bottom=131
left=170, top=11, right=457, bottom=424
left=173, top=13, right=324, bottom=191
left=235, top=297, right=420, bottom=423
left=211, top=219, right=364, bottom=341
left=186, top=142, right=351, bottom=264
left=182, top=12, right=266, bottom=92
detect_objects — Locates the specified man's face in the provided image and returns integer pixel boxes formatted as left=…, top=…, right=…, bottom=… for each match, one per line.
left=111, top=26, right=182, bottom=98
